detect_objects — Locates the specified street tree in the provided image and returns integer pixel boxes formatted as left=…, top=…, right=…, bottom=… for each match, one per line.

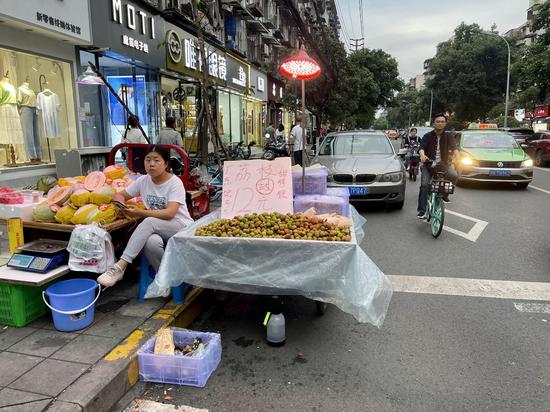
left=426, top=23, right=518, bottom=121
left=517, top=1, right=550, bottom=104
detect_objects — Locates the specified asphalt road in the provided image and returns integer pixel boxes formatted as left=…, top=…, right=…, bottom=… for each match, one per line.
left=123, top=166, right=550, bottom=412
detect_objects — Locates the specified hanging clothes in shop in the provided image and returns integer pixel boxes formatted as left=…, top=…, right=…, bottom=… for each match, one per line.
left=18, top=82, right=41, bottom=160
left=37, top=90, right=62, bottom=138
left=0, top=77, right=24, bottom=146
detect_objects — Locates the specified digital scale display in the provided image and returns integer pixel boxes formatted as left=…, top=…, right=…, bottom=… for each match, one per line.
left=9, top=254, right=34, bottom=268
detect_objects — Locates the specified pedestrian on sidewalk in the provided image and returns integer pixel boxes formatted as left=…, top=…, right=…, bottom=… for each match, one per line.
left=275, top=123, right=285, bottom=142
left=156, top=116, right=183, bottom=158
left=265, top=122, right=276, bottom=144
left=124, top=115, right=147, bottom=144
left=416, top=113, right=459, bottom=219
left=290, top=116, right=304, bottom=166
left=98, top=145, right=193, bottom=287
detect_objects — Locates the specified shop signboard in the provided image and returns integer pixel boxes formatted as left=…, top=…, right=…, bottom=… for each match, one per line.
left=90, top=0, right=165, bottom=66
left=165, top=23, right=226, bottom=86
left=226, top=54, right=250, bottom=93
left=0, top=0, right=92, bottom=43
left=267, top=75, right=284, bottom=103
left=534, top=104, right=549, bottom=118
left=251, top=67, right=268, bottom=101
left=221, top=158, right=293, bottom=219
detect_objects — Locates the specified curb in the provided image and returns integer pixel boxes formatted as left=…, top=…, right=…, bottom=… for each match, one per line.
left=48, top=288, right=210, bottom=412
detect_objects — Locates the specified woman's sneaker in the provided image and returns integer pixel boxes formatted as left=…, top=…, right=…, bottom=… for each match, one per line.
left=416, top=211, right=426, bottom=219
left=97, top=264, right=125, bottom=287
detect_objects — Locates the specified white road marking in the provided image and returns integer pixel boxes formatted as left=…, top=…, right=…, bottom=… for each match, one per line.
left=530, top=185, right=550, bottom=195
left=125, top=400, right=208, bottom=412
left=388, top=275, right=550, bottom=301
left=513, top=302, right=550, bottom=314
left=429, top=209, right=489, bottom=242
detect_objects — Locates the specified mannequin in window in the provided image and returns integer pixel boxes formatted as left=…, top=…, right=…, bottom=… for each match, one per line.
left=0, top=75, right=24, bottom=163
left=18, top=79, right=41, bottom=162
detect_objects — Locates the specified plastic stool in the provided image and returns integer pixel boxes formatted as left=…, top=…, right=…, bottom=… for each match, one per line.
left=138, top=255, right=187, bottom=304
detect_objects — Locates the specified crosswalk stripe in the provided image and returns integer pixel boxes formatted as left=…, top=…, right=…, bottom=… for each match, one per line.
left=530, top=185, right=550, bottom=195
left=513, top=302, right=550, bottom=314
left=388, top=275, right=550, bottom=301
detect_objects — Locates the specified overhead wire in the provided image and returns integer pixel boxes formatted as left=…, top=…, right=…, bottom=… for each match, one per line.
left=334, top=0, right=352, bottom=51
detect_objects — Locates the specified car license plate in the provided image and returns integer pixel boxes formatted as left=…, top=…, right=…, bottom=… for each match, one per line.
left=348, top=186, right=369, bottom=196
left=489, top=170, right=512, bottom=177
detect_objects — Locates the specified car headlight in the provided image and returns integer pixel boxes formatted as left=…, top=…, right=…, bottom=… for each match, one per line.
left=522, top=159, right=533, bottom=167
left=461, top=157, right=473, bottom=165
left=379, top=172, right=403, bottom=183
left=327, top=174, right=333, bottom=182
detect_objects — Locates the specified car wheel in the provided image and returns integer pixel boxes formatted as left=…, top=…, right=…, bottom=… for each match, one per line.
left=535, top=150, right=544, bottom=167
left=517, top=182, right=529, bottom=190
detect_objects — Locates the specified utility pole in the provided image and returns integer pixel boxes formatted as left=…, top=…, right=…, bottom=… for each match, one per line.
left=349, top=38, right=364, bottom=52
left=429, top=90, right=433, bottom=124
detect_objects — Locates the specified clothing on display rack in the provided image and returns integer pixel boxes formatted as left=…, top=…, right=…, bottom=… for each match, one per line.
left=18, top=82, right=41, bottom=160
left=0, top=77, right=24, bottom=146
left=37, top=89, right=62, bottom=138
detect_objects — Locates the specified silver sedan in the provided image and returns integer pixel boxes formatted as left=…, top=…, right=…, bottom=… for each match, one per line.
left=313, top=131, right=406, bottom=209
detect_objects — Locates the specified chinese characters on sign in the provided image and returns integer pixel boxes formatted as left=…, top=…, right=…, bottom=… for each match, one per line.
left=183, top=38, right=227, bottom=81
left=36, top=12, right=81, bottom=35
left=232, top=66, right=247, bottom=87
left=221, top=158, right=293, bottom=219
left=122, top=35, right=149, bottom=53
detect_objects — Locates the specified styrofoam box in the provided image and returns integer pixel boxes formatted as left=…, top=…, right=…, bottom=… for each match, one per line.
left=292, top=167, right=328, bottom=195
left=294, top=194, right=349, bottom=217
left=0, top=196, right=46, bottom=221
left=138, top=328, right=221, bottom=388
left=326, top=187, right=350, bottom=216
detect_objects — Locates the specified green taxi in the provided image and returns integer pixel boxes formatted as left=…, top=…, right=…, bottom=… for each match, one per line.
left=454, top=128, right=534, bottom=189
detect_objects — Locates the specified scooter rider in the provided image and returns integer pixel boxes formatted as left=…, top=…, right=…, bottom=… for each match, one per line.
left=404, top=127, right=420, bottom=169
left=417, top=113, right=459, bottom=219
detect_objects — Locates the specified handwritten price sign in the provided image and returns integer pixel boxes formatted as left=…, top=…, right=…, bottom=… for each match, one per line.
left=221, top=158, right=293, bottom=219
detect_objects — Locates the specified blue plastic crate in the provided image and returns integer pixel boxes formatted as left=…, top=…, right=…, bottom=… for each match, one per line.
left=138, top=328, right=221, bottom=387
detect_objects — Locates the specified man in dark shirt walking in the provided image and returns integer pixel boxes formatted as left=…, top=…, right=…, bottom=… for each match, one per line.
left=417, top=113, right=459, bottom=219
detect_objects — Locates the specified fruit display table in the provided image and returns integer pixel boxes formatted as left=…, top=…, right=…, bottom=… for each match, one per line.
left=145, top=207, right=393, bottom=326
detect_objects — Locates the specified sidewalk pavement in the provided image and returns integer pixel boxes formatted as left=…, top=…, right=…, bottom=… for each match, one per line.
left=0, top=275, right=207, bottom=411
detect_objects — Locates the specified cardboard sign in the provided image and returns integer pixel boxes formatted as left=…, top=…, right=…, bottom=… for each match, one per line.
left=221, top=158, right=293, bottom=219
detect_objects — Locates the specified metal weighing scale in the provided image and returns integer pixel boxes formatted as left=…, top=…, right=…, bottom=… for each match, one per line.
left=7, top=239, right=69, bottom=273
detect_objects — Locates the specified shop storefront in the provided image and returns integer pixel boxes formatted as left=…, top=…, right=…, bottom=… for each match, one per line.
left=164, top=23, right=225, bottom=152
left=250, top=67, right=268, bottom=145
left=267, top=75, right=291, bottom=137
left=77, top=0, right=165, bottom=148
left=0, top=0, right=91, bottom=168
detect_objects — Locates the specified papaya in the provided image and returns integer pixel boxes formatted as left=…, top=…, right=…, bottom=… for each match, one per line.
left=93, top=204, right=117, bottom=224
left=110, top=179, right=128, bottom=192
left=70, top=189, right=90, bottom=207
left=71, top=204, right=99, bottom=225
left=84, top=171, right=107, bottom=191
left=47, top=186, right=72, bottom=206
left=54, top=205, right=77, bottom=224
left=58, top=177, right=80, bottom=187
left=90, top=185, right=115, bottom=205
left=32, top=203, right=58, bottom=222
left=104, top=165, right=128, bottom=180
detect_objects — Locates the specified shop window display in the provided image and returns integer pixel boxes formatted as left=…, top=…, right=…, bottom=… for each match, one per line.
left=160, top=77, right=197, bottom=151
left=0, top=48, right=77, bottom=167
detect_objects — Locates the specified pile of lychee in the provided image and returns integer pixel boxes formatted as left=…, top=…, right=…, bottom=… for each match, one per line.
left=195, top=212, right=351, bottom=242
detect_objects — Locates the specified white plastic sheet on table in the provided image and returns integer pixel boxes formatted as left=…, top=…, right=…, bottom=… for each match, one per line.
left=146, top=206, right=393, bottom=326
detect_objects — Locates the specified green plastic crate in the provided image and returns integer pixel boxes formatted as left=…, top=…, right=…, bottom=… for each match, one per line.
left=0, top=282, right=51, bottom=327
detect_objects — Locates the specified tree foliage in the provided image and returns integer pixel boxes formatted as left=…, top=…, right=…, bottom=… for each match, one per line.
left=516, top=1, right=550, bottom=104
left=283, top=35, right=402, bottom=130
left=425, top=23, right=518, bottom=121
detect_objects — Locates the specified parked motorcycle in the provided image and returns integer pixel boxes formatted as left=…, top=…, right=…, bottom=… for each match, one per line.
left=263, top=134, right=289, bottom=160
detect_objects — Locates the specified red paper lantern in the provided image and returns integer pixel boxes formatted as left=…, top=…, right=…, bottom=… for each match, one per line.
left=279, top=49, right=321, bottom=80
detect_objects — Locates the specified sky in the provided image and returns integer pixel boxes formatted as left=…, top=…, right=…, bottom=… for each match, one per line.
left=336, top=0, right=528, bottom=80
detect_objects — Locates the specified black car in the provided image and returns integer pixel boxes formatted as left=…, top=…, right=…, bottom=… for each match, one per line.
left=498, top=128, right=534, bottom=145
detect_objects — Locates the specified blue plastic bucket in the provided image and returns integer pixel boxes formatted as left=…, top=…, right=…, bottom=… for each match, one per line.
left=43, top=279, right=101, bottom=332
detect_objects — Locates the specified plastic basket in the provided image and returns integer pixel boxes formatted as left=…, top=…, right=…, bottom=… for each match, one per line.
left=294, top=194, right=349, bottom=217
left=0, top=282, right=51, bottom=327
left=326, top=188, right=351, bottom=216
left=138, top=328, right=221, bottom=387
left=430, top=179, right=454, bottom=195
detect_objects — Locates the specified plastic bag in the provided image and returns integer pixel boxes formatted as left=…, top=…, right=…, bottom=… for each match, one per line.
left=146, top=205, right=392, bottom=326
left=67, top=223, right=115, bottom=273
